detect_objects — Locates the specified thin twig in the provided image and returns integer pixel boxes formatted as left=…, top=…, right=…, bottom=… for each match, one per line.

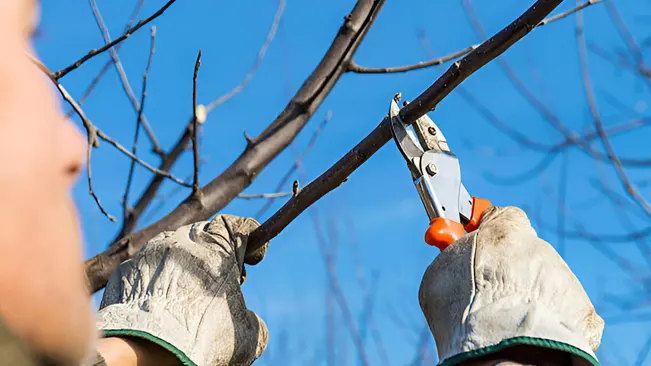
left=89, top=0, right=163, bottom=155
left=53, top=0, right=177, bottom=79
left=254, top=110, right=333, bottom=219
left=604, top=1, right=651, bottom=87
left=206, top=0, right=286, bottom=112
left=123, top=27, right=157, bottom=222
left=65, top=0, right=144, bottom=118
left=557, top=151, right=568, bottom=257
left=461, top=0, right=651, bottom=167
left=348, top=0, right=601, bottom=74
left=86, top=142, right=116, bottom=222
left=576, top=10, right=651, bottom=216
left=30, top=55, right=191, bottom=187
left=238, top=192, right=292, bottom=199
left=192, top=50, right=202, bottom=197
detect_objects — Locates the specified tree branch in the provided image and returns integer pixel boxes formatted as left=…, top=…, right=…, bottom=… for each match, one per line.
left=576, top=10, right=651, bottom=216
left=192, top=50, right=202, bottom=197
left=245, top=0, right=564, bottom=255
left=85, top=0, right=387, bottom=292
left=123, top=27, right=157, bottom=222
left=205, top=0, right=286, bottom=112
left=348, top=0, right=601, bottom=74
left=113, top=0, right=286, bottom=239
left=65, top=0, right=144, bottom=118
left=30, top=56, right=191, bottom=187
left=53, top=0, right=177, bottom=79
left=89, top=0, right=163, bottom=156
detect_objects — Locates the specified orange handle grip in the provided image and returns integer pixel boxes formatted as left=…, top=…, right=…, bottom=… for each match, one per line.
left=423, top=197, right=492, bottom=251
left=464, top=197, right=492, bottom=233
left=424, top=218, right=465, bottom=250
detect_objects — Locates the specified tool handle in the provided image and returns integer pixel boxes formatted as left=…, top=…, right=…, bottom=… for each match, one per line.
left=424, top=218, right=465, bottom=250
left=464, top=197, right=492, bottom=233
left=423, top=197, right=492, bottom=251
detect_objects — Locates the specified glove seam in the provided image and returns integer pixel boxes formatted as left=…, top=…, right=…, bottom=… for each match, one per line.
left=460, top=230, right=480, bottom=337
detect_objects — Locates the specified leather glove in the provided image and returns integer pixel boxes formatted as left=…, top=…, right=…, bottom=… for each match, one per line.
left=95, top=214, right=269, bottom=366
left=419, top=206, right=604, bottom=366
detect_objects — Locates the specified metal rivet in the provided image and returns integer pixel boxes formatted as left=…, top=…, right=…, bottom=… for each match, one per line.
left=426, top=163, right=438, bottom=175
left=428, top=127, right=437, bottom=135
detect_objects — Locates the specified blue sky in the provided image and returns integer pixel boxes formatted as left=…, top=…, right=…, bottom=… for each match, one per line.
left=36, top=0, right=650, bottom=365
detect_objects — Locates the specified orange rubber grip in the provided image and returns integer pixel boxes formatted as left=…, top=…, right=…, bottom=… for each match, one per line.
left=424, top=218, right=465, bottom=251
left=464, top=197, right=492, bottom=233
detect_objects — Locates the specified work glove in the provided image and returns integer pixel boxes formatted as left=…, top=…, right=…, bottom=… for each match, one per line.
left=95, top=214, right=269, bottom=366
left=419, top=206, right=604, bottom=366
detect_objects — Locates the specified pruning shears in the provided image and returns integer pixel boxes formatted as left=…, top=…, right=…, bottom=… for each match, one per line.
left=389, top=96, right=492, bottom=251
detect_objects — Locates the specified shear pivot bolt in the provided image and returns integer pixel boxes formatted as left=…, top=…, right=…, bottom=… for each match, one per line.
left=428, top=127, right=437, bottom=135
left=426, top=163, right=438, bottom=175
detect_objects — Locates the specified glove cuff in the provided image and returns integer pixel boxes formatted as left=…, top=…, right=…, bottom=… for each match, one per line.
left=438, top=337, right=598, bottom=366
left=434, top=299, right=600, bottom=366
left=96, top=304, right=197, bottom=366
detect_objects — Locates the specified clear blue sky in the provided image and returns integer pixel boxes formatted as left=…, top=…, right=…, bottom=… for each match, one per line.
left=36, top=0, right=649, bottom=365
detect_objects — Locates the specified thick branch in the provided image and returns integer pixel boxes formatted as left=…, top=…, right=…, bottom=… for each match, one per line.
left=115, top=0, right=285, bottom=239
left=85, top=0, right=387, bottom=292
left=246, top=0, right=563, bottom=254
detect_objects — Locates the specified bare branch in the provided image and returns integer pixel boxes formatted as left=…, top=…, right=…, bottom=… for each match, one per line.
left=245, top=0, right=564, bottom=255
left=30, top=56, right=191, bottom=188
left=576, top=10, right=651, bottom=216
left=605, top=1, right=651, bottom=87
left=349, top=0, right=601, bottom=74
left=254, top=110, right=332, bottom=219
left=192, top=50, right=203, bottom=197
left=113, top=0, right=287, bottom=239
left=86, top=0, right=387, bottom=292
left=123, top=27, right=157, bottom=222
left=237, top=192, right=292, bottom=199
left=348, top=46, right=477, bottom=74
left=205, top=0, right=286, bottom=112
left=89, top=0, right=163, bottom=156
left=86, top=142, right=116, bottom=222
left=53, top=0, right=178, bottom=79
left=65, top=0, right=144, bottom=118
left=462, top=0, right=651, bottom=167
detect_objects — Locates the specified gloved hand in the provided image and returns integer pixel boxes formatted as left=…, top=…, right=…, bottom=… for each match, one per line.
left=419, top=206, right=604, bottom=366
left=95, top=214, right=269, bottom=366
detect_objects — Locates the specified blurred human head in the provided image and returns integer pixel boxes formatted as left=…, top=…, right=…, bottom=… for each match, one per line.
left=0, top=0, right=93, bottom=363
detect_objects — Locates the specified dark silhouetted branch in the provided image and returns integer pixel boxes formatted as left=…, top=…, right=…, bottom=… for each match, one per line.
left=348, top=0, right=601, bottom=74
left=192, top=50, right=203, bottom=197
left=113, top=0, right=287, bottom=239
left=85, top=0, right=388, bottom=292
left=245, top=0, right=564, bottom=255
left=53, top=0, right=178, bottom=79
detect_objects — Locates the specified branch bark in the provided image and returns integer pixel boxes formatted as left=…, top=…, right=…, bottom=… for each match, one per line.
left=246, top=0, right=563, bottom=255
left=85, top=0, right=387, bottom=292
left=114, top=0, right=286, bottom=239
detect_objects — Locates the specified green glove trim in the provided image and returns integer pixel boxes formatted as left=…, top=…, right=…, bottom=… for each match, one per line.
left=103, top=329, right=196, bottom=366
left=438, top=336, right=599, bottom=366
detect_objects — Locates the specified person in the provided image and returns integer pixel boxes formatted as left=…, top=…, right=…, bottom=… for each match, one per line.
left=0, top=1, right=604, bottom=365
